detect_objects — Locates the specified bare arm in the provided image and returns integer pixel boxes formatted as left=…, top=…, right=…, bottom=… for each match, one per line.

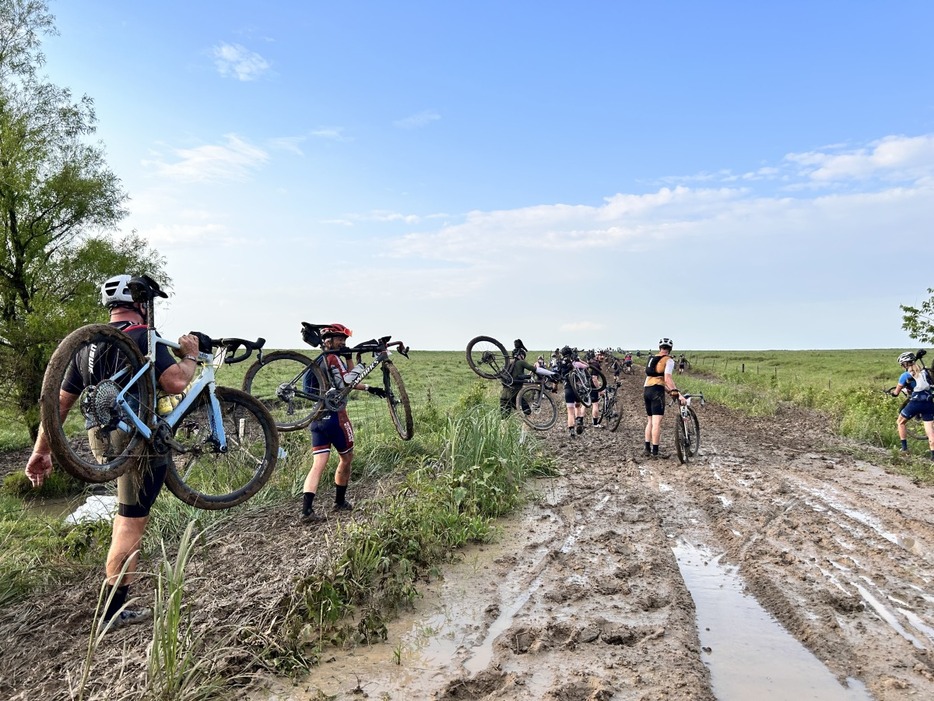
left=25, top=390, right=78, bottom=488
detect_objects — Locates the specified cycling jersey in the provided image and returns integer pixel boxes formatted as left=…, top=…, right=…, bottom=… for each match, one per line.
left=644, top=355, right=674, bottom=387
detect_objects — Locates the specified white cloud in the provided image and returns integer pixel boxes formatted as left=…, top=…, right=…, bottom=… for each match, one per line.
left=785, top=134, right=934, bottom=183
left=143, top=134, right=269, bottom=183
left=311, top=127, right=352, bottom=142
left=268, top=136, right=306, bottom=155
left=212, top=42, right=271, bottom=81
left=393, top=110, right=441, bottom=129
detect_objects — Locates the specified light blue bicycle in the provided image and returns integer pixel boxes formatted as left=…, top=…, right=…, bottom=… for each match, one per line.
left=39, top=277, right=278, bottom=509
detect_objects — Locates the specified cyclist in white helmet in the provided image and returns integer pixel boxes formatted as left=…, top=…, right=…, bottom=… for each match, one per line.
left=25, top=274, right=201, bottom=630
left=890, top=351, right=934, bottom=457
left=642, top=337, right=684, bottom=458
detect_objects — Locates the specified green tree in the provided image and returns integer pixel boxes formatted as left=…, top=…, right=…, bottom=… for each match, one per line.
left=0, top=0, right=165, bottom=438
left=901, top=289, right=934, bottom=346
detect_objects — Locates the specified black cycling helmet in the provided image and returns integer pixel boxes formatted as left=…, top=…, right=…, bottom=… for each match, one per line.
left=560, top=345, right=574, bottom=357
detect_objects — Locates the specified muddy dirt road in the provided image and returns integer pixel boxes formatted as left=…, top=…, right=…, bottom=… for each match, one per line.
left=261, top=377, right=934, bottom=700
left=4, top=375, right=934, bottom=700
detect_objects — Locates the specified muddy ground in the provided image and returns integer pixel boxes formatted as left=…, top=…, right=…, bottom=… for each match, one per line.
left=3, top=374, right=934, bottom=700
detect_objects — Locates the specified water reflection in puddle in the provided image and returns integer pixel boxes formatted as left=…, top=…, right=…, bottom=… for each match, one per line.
left=673, top=540, right=872, bottom=701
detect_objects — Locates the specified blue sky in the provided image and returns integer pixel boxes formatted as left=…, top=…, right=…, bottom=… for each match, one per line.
left=41, top=1, right=934, bottom=351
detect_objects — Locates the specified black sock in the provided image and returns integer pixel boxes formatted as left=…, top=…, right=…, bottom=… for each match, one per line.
left=652, top=444, right=659, bottom=455
left=335, top=485, right=347, bottom=505
left=104, top=584, right=129, bottom=621
left=302, top=492, right=316, bottom=515
left=645, top=441, right=651, bottom=452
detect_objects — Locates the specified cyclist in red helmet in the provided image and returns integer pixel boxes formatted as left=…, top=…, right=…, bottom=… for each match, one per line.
left=301, top=323, right=380, bottom=522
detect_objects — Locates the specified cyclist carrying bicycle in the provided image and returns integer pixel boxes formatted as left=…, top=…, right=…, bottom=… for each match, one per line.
left=557, top=346, right=591, bottom=436
left=25, top=274, right=201, bottom=629
left=301, top=323, right=383, bottom=522
left=643, top=337, right=684, bottom=458
left=500, top=340, right=557, bottom=418
left=890, top=351, right=934, bottom=457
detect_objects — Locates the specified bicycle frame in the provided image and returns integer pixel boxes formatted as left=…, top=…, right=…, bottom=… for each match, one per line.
left=112, top=335, right=226, bottom=451
left=301, top=338, right=409, bottom=412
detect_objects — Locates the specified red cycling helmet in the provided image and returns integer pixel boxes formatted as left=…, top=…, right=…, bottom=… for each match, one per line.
left=321, top=323, right=352, bottom=339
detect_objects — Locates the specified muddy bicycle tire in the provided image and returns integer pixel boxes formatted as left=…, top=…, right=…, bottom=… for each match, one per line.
left=166, top=387, right=278, bottom=509
left=40, top=324, right=152, bottom=483
left=589, top=366, right=608, bottom=392
left=569, top=371, right=593, bottom=407
left=242, top=350, right=327, bottom=431
left=466, top=335, right=510, bottom=381
left=383, top=361, right=414, bottom=440
left=515, top=385, right=558, bottom=430
left=601, top=390, right=623, bottom=432
left=675, top=407, right=701, bottom=463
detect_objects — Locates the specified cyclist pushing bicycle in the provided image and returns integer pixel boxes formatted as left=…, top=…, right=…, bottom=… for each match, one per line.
left=890, top=350, right=934, bottom=458
left=643, top=337, right=685, bottom=459
left=25, top=274, right=202, bottom=630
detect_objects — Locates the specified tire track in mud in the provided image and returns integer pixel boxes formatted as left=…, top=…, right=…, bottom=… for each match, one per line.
left=625, top=382, right=934, bottom=700
left=427, top=430, right=715, bottom=701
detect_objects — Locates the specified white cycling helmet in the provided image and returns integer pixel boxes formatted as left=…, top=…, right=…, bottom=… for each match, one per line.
left=659, top=337, right=674, bottom=349
left=101, top=274, right=134, bottom=307
left=898, top=352, right=916, bottom=365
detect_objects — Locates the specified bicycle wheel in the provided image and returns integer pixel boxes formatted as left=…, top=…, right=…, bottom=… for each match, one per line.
left=166, top=386, right=278, bottom=509
left=684, top=406, right=701, bottom=456
left=569, top=371, right=593, bottom=407
left=589, top=366, right=608, bottom=392
left=466, top=336, right=510, bottom=380
left=601, top=390, right=623, bottom=432
left=516, top=385, right=558, bottom=430
left=40, top=324, right=152, bottom=483
left=674, top=415, right=688, bottom=464
left=242, top=351, right=327, bottom=431
left=382, top=361, right=414, bottom=440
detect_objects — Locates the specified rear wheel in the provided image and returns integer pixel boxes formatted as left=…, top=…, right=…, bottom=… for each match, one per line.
left=242, top=351, right=326, bottom=431
left=515, top=385, right=558, bottom=430
left=166, top=387, right=278, bottom=509
left=466, top=336, right=510, bottom=381
left=40, top=324, right=152, bottom=483
left=382, top=361, right=414, bottom=440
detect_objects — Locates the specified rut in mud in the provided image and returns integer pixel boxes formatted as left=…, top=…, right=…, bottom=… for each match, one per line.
left=3, top=373, right=934, bottom=700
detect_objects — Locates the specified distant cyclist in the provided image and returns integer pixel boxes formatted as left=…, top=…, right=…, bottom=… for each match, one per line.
left=890, top=351, right=934, bottom=458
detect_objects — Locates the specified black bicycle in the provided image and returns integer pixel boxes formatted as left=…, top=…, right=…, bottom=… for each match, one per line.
left=672, top=392, right=704, bottom=464
left=242, top=322, right=413, bottom=439
left=465, top=335, right=562, bottom=430
left=598, top=381, right=623, bottom=432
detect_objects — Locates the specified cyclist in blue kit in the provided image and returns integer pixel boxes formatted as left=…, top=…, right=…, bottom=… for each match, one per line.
left=890, top=351, right=934, bottom=457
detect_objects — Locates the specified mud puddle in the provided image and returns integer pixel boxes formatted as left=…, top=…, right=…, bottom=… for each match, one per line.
left=673, top=540, right=872, bottom=700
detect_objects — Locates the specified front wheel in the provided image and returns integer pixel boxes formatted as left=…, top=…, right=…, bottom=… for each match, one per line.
left=166, top=387, right=279, bottom=509
left=466, top=336, right=510, bottom=381
left=674, top=414, right=688, bottom=464
left=684, top=406, right=701, bottom=456
left=516, top=385, right=558, bottom=430
left=40, top=324, right=152, bottom=483
left=383, top=361, right=414, bottom=440
left=601, top=389, right=623, bottom=432
left=242, top=351, right=327, bottom=432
